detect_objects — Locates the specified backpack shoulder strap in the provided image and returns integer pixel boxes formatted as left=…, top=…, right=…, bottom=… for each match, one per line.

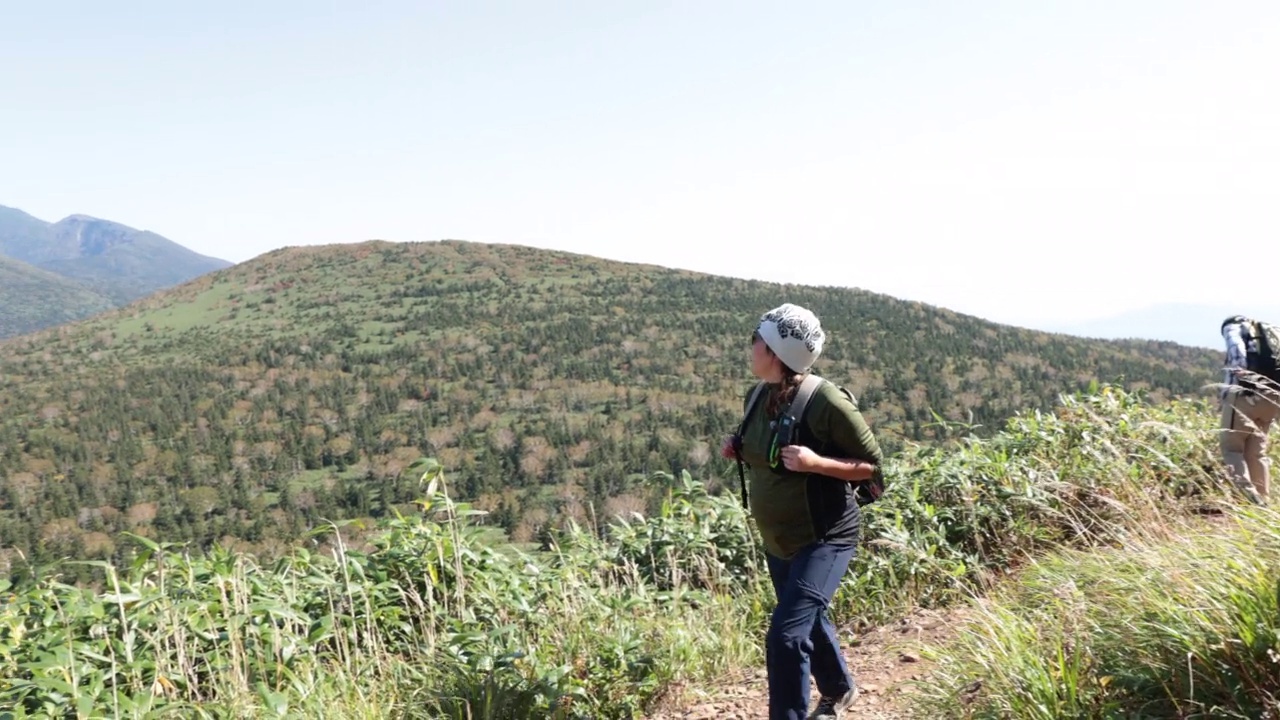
left=792, top=376, right=886, bottom=505
left=739, top=382, right=768, bottom=433
left=734, top=381, right=768, bottom=510
left=786, top=374, right=825, bottom=423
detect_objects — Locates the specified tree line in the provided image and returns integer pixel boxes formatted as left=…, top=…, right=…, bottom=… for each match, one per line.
left=0, top=240, right=1221, bottom=578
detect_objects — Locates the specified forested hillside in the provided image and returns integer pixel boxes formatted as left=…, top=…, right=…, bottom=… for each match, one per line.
left=0, top=240, right=1221, bottom=574
left=0, top=255, right=116, bottom=337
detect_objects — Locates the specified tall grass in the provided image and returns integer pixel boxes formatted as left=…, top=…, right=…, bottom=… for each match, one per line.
left=0, top=462, right=770, bottom=719
left=837, top=386, right=1233, bottom=625
left=910, top=506, right=1280, bottom=718
left=0, top=385, right=1246, bottom=718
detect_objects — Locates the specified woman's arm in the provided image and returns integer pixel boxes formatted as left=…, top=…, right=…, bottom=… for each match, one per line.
left=778, top=447, right=876, bottom=482
left=779, top=382, right=884, bottom=482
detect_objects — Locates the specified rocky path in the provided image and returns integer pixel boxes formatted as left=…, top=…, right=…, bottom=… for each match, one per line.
left=646, top=608, right=963, bottom=720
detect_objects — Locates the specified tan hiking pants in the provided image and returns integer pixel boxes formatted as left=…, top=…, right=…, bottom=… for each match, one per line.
left=1220, top=386, right=1280, bottom=502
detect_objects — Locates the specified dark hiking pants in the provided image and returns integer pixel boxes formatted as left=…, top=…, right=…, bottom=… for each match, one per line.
left=764, top=541, right=857, bottom=720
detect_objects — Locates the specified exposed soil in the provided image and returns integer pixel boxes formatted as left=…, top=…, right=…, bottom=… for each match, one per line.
left=646, top=607, right=966, bottom=720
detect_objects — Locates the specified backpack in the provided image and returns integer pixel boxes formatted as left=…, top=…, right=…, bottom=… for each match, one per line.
left=732, top=374, right=885, bottom=510
left=1236, top=319, right=1280, bottom=390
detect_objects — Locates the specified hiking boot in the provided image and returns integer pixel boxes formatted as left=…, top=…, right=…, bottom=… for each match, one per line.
left=809, top=688, right=857, bottom=720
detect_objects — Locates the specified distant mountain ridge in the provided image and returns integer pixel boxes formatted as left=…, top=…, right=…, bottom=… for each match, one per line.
left=1038, top=303, right=1280, bottom=351
left=0, top=204, right=233, bottom=336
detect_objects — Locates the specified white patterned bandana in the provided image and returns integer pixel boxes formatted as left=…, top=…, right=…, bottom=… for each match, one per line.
left=756, top=303, right=825, bottom=373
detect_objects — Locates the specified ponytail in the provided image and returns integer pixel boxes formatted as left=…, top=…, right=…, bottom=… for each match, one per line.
left=766, top=366, right=807, bottom=418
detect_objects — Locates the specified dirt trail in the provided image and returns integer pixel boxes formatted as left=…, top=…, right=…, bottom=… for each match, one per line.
left=646, top=608, right=963, bottom=720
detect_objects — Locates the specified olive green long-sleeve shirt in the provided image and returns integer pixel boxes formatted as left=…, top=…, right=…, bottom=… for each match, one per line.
left=739, top=378, right=883, bottom=560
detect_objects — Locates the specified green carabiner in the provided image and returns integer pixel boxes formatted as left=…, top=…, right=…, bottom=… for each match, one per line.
left=770, top=415, right=796, bottom=469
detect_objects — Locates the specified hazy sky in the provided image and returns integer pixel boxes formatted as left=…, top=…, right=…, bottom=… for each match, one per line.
left=3, top=1, right=1277, bottom=329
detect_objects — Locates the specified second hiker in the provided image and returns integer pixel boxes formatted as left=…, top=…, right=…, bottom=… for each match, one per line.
left=1219, top=314, right=1280, bottom=505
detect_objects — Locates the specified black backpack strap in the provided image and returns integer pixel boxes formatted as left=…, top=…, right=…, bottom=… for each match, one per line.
left=735, top=382, right=767, bottom=509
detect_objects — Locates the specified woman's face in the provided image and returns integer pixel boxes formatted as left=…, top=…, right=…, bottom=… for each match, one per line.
left=750, top=331, right=781, bottom=382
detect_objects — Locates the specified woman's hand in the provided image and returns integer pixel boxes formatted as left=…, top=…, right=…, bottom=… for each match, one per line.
left=720, top=435, right=739, bottom=459
left=781, top=449, right=876, bottom=482
left=779, top=445, right=822, bottom=473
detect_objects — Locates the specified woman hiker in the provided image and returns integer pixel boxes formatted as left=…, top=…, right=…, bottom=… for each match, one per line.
left=720, top=302, right=884, bottom=720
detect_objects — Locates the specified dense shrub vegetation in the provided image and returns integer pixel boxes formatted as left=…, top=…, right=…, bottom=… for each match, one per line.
left=3, top=386, right=1259, bottom=718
